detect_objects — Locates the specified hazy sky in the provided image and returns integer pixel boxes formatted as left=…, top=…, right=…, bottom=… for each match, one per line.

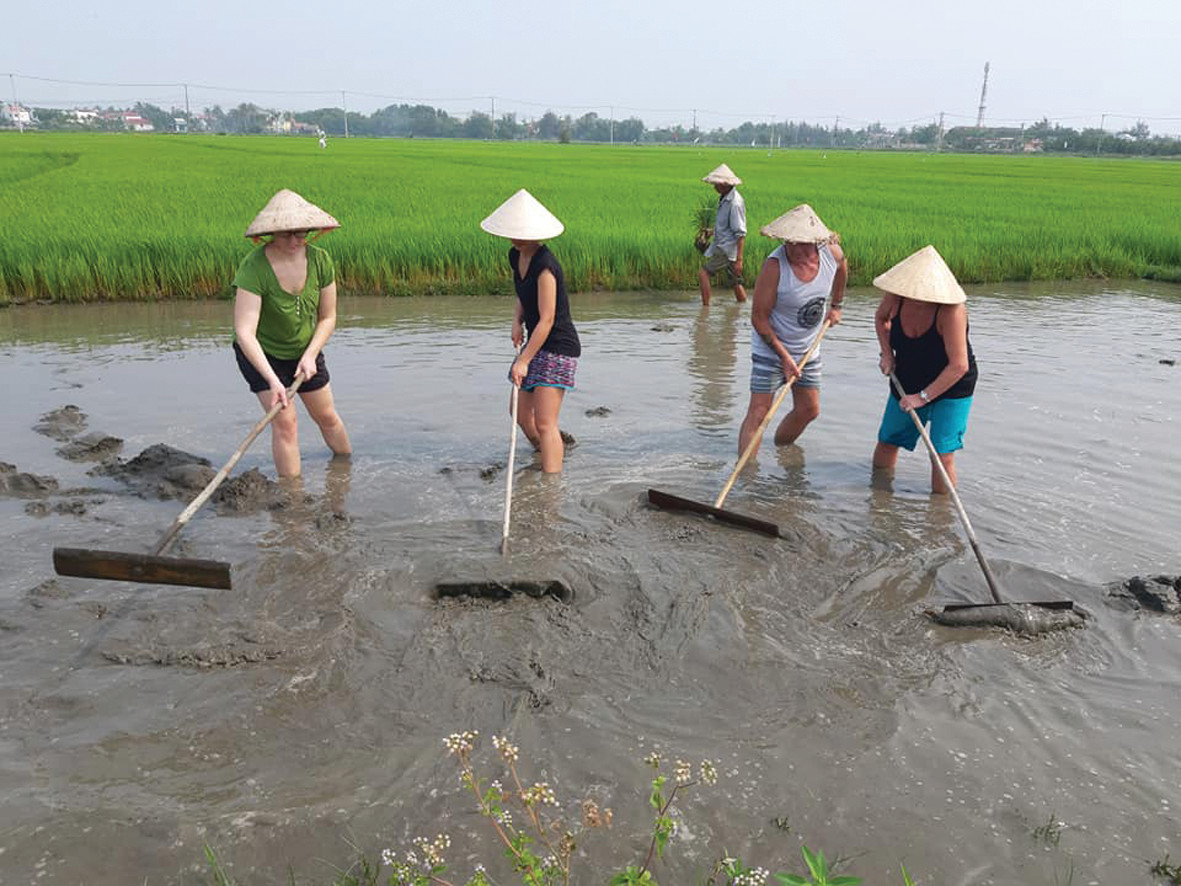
left=8, top=0, right=1180, bottom=133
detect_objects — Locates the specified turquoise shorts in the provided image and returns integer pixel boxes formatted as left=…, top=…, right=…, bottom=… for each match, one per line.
left=877, top=395, right=973, bottom=454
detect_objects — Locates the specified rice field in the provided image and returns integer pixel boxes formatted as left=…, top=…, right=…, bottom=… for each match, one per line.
left=2, top=132, right=1180, bottom=303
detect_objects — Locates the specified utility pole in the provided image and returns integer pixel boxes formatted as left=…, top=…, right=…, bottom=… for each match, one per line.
left=1096, top=113, right=1106, bottom=156
left=976, top=62, right=990, bottom=128
left=9, top=73, right=23, bottom=134
left=490, top=96, right=495, bottom=138
left=833, top=115, right=839, bottom=147
left=937, top=111, right=945, bottom=151
left=609, top=106, right=614, bottom=145
left=341, top=90, right=349, bottom=138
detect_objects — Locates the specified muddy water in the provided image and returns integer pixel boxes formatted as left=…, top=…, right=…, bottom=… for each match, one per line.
left=1, top=283, right=1179, bottom=886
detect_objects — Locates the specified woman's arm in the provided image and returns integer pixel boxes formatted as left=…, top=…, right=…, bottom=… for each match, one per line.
left=510, top=269, right=557, bottom=385
left=926, top=303, right=971, bottom=398
left=234, top=287, right=290, bottom=408
left=826, top=241, right=848, bottom=325
left=874, top=293, right=899, bottom=376
left=296, top=280, right=338, bottom=382
left=511, top=298, right=525, bottom=348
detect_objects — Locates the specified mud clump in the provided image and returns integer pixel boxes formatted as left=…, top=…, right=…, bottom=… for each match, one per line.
left=25, top=499, right=92, bottom=517
left=585, top=406, right=612, bottom=418
left=92, top=444, right=284, bottom=514
left=102, top=640, right=284, bottom=669
left=1107, top=574, right=1181, bottom=615
left=92, top=443, right=213, bottom=499
left=0, top=462, right=59, bottom=498
left=212, top=468, right=285, bottom=514
left=56, top=432, right=123, bottom=462
left=34, top=405, right=87, bottom=442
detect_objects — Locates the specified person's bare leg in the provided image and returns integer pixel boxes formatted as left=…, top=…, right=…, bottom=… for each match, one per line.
left=738, top=392, right=773, bottom=458
left=259, top=392, right=301, bottom=478
left=733, top=282, right=748, bottom=303
left=698, top=267, right=712, bottom=306
left=529, top=386, right=566, bottom=473
left=514, top=388, right=541, bottom=448
left=299, top=384, right=351, bottom=457
left=872, top=441, right=899, bottom=487
left=773, top=386, right=820, bottom=446
left=931, top=451, right=957, bottom=495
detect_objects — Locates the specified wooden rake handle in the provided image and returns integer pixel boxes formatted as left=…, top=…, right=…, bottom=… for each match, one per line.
left=153, top=376, right=305, bottom=557
left=714, top=320, right=832, bottom=509
left=888, top=372, right=1003, bottom=604
left=500, top=346, right=523, bottom=556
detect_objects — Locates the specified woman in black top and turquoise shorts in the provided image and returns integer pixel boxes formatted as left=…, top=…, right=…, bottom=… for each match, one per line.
left=872, top=246, right=978, bottom=494
left=480, top=189, right=581, bottom=474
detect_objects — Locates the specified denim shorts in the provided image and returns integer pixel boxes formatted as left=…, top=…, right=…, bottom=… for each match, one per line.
left=877, top=394, right=973, bottom=454
left=750, top=352, right=821, bottom=393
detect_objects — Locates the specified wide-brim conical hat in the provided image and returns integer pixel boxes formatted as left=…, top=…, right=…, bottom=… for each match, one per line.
left=479, top=189, right=564, bottom=240
left=759, top=204, right=833, bottom=243
left=872, top=245, right=966, bottom=304
left=244, top=189, right=339, bottom=237
left=702, top=163, right=742, bottom=185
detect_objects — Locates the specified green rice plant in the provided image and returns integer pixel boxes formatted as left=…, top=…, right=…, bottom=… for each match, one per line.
left=1152, top=853, right=1181, bottom=884
left=3, top=133, right=1180, bottom=302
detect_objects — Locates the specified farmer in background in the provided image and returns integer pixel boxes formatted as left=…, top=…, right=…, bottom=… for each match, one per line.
left=872, top=245, right=978, bottom=493
left=698, top=164, right=748, bottom=306
left=480, top=189, right=581, bottom=474
left=232, top=189, right=351, bottom=478
left=738, top=204, right=847, bottom=457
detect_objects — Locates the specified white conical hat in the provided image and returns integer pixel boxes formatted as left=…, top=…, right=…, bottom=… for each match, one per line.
left=479, top=189, right=564, bottom=241
left=702, top=163, right=742, bottom=185
left=872, top=245, right=966, bottom=304
left=759, top=204, right=834, bottom=243
left=244, top=189, right=339, bottom=237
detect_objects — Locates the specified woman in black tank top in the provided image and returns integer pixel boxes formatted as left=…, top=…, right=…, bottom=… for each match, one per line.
left=870, top=246, right=978, bottom=494
left=479, top=189, right=579, bottom=474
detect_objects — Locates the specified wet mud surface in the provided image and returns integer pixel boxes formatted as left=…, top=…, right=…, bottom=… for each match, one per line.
left=1, top=289, right=1179, bottom=885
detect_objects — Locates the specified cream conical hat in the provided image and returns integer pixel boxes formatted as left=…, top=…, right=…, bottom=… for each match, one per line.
left=759, top=204, right=834, bottom=243
left=244, top=189, right=339, bottom=237
left=872, top=245, right=966, bottom=305
left=702, top=163, right=742, bottom=185
left=480, top=189, right=565, bottom=240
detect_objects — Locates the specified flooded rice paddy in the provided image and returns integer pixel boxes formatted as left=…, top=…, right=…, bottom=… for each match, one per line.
left=0, top=282, right=1179, bottom=885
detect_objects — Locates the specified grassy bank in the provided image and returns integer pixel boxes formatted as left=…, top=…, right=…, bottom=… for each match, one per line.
left=2, top=132, right=1180, bottom=303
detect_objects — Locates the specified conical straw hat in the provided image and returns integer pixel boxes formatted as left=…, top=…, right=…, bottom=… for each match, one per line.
left=479, top=189, right=565, bottom=240
left=244, top=189, right=340, bottom=237
left=702, top=163, right=742, bottom=185
left=872, top=245, right=966, bottom=305
left=759, top=204, right=834, bottom=243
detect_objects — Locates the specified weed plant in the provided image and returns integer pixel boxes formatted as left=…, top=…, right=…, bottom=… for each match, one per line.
left=2, top=133, right=1180, bottom=303
left=200, top=730, right=930, bottom=886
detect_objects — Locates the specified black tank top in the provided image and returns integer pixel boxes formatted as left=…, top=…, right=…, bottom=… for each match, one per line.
left=510, top=245, right=581, bottom=357
left=889, top=303, right=977, bottom=401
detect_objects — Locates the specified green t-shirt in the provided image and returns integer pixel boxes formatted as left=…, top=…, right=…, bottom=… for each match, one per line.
left=232, top=243, right=336, bottom=359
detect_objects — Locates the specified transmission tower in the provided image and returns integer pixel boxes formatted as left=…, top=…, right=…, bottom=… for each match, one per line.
left=976, top=62, right=990, bottom=128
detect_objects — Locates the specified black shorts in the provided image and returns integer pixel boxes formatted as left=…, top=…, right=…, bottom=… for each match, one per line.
left=233, top=341, right=331, bottom=394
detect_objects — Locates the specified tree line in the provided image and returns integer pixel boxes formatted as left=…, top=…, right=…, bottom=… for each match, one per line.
left=22, top=101, right=1181, bottom=155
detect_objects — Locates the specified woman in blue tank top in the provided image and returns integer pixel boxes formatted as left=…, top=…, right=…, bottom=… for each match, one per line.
left=872, top=245, right=978, bottom=494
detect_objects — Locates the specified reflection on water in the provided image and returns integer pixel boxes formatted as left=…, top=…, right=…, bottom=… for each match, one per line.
left=1, top=280, right=1180, bottom=885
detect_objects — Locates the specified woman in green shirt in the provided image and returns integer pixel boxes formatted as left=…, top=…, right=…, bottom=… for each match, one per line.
left=232, top=189, right=351, bottom=478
